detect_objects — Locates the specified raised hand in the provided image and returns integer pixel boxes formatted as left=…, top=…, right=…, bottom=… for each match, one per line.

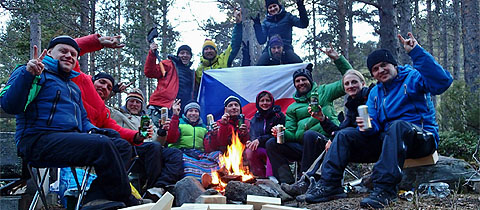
left=234, top=8, right=242, bottom=23
left=308, top=106, right=325, bottom=121
left=172, top=99, right=181, bottom=116
left=398, top=32, right=419, bottom=53
left=220, top=113, right=230, bottom=124
left=250, top=13, right=260, bottom=24
left=150, top=42, right=158, bottom=51
left=319, top=43, right=340, bottom=60
left=27, top=45, right=47, bottom=76
left=99, top=35, right=125, bottom=49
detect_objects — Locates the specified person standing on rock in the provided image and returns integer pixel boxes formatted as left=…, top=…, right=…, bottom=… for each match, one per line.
left=305, top=33, right=453, bottom=209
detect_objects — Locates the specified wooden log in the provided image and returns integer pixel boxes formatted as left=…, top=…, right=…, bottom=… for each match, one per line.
left=182, top=203, right=253, bottom=210
left=151, top=191, right=174, bottom=210
left=118, top=203, right=155, bottom=210
left=404, top=151, right=439, bottom=168
left=261, top=204, right=310, bottom=210
left=246, top=195, right=281, bottom=210
left=196, top=195, right=227, bottom=204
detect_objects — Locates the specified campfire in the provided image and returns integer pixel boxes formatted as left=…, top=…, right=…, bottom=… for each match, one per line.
left=211, top=131, right=255, bottom=192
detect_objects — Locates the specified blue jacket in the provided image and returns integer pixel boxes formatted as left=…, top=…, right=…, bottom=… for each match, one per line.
left=1, top=56, right=96, bottom=148
left=250, top=105, right=285, bottom=148
left=168, top=55, right=197, bottom=110
left=254, top=4, right=308, bottom=51
left=366, top=46, right=453, bottom=146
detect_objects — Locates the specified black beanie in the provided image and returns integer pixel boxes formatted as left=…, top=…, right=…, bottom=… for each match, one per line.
left=92, top=72, right=115, bottom=86
left=367, top=49, right=397, bottom=75
left=292, top=67, right=314, bottom=86
left=265, top=0, right=280, bottom=8
left=177, top=45, right=192, bottom=56
left=47, top=35, right=81, bottom=54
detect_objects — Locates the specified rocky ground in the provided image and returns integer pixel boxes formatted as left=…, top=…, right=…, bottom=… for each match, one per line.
left=293, top=193, right=480, bottom=210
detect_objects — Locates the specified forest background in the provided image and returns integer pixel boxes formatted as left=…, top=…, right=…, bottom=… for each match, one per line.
left=0, top=0, right=478, bottom=162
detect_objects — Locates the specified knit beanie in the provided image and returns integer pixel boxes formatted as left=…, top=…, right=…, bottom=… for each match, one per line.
left=92, top=72, right=115, bottom=86
left=265, top=0, right=280, bottom=8
left=224, top=96, right=241, bottom=106
left=177, top=45, right=192, bottom=56
left=292, top=67, right=314, bottom=86
left=202, top=39, right=218, bottom=54
left=184, top=101, right=201, bottom=113
left=126, top=88, right=145, bottom=105
left=367, top=49, right=397, bottom=75
left=269, top=34, right=284, bottom=47
left=47, top=35, right=81, bottom=54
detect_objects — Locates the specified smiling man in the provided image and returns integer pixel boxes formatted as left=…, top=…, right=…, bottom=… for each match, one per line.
left=266, top=47, right=352, bottom=185
left=0, top=36, right=140, bottom=209
left=145, top=44, right=197, bottom=129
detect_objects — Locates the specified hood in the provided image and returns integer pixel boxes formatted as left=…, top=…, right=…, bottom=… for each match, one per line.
left=168, top=54, right=193, bottom=68
left=265, top=6, right=286, bottom=22
left=43, top=56, right=80, bottom=79
left=255, top=90, right=275, bottom=116
left=293, top=82, right=318, bottom=102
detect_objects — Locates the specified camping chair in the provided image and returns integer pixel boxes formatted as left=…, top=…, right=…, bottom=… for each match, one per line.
left=28, top=163, right=92, bottom=210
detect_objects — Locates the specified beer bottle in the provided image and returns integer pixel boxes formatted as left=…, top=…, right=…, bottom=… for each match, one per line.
left=310, top=92, right=319, bottom=113
left=140, top=115, right=150, bottom=137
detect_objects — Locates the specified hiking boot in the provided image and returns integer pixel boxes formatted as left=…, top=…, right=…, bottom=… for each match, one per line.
left=305, top=183, right=346, bottom=203
left=360, top=187, right=397, bottom=209
left=81, top=199, right=126, bottom=210
left=281, top=175, right=309, bottom=197
left=296, top=176, right=316, bottom=202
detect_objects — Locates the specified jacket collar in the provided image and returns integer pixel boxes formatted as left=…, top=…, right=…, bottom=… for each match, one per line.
left=43, top=56, right=80, bottom=79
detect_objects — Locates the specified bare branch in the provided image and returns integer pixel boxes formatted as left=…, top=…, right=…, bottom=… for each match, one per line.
left=354, top=0, right=380, bottom=8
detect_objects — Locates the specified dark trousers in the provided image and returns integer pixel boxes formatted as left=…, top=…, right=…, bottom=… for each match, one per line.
left=132, top=142, right=184, bottom=189
left=256, top=49, right=303, bottom=66
left=266, top=138, right=303, bottom=184
left=320, top=120, right=436, bottom=190
left=23, top=132, right=132, bottom=203
left=302, top=130, right=328, bottom=173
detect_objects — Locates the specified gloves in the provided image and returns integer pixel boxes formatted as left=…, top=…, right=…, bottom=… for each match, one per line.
left=89, top=128, right=121, bottom=138
left=250, top=13, right=260, bottom=25
left=241, top=41, right=251, bottom=66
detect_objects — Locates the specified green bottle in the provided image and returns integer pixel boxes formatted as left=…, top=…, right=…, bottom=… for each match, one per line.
left=310, top=92, right=319, bottom=113
left=139, top=115, right=150, bottom=137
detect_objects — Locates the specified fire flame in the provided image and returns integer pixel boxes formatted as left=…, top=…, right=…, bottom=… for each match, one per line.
left=211, top=131, right=254, bottom=191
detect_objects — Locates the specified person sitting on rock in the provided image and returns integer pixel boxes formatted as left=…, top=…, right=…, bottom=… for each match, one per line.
left=305, top=33, right=453, bottom=209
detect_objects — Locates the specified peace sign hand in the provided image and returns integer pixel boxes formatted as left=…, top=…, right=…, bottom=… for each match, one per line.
left=26, top=45, right=47, bottom=76
left=398, top=32, right=419, bottom=53
left=319, top=43, right=340, bottom=60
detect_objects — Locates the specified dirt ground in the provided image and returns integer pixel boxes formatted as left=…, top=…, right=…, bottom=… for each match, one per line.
left=290, top=193, right=480, bottom=210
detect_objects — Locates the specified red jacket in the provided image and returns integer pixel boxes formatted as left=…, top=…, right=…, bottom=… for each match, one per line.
left=144, top=51, right=179, bottom=108
left=72, top=34, right=138, bottom=145
left=204, top=117, right=250, bottom=153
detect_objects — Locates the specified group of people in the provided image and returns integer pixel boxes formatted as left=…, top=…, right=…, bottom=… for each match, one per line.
left=0, top=0, right=454, bottom=209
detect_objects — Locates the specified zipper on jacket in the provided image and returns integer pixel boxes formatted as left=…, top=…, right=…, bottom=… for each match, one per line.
left=67, top=82, right=78, bottom=128
left=47, top=90, right=61, bottom=126
left=192, top=123, right=196, bottom=149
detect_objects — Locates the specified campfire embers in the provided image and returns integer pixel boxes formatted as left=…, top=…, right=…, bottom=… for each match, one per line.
left=210, top=131, right=255, bottom=192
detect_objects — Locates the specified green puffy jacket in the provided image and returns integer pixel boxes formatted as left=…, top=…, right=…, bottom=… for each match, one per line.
left=285, top=56, right=352, bottom=143
left=168, top=116, right=208, bottom=151
left=196, top=23, right=243, bottom=84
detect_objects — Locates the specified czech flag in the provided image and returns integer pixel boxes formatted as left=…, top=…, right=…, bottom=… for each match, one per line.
left=198, top=63, right=309, bottom=121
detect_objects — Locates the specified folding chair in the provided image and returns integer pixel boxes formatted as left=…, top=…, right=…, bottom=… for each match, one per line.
left=28, top=164, right=92, bottom=210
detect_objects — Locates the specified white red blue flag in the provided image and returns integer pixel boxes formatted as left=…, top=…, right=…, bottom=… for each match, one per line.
left=198, top=63, right=309, bottom=121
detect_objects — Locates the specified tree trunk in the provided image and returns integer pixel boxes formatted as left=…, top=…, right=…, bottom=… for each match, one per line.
left=439, top=0, right=448, bottom=70
left=311, top=0, right=318, bottom=67
left=452, top=0, right=461, bottom=80
left=396, top=0, right=412, bottom=65
left=426, top=0, right=434, bottom=55
left=116, top=0, right=122, bottom=108
left=160, top=0, right=169, bottom=59
left=79, top=0, right=89, bottom=73
left=337, top=0, right=348, bottom=59
left=461, top=0, right=480, bottom=91
left=413, top=0, right=420, bottom=43
left=88, top=0, right=97, bottom=75
left=347, top=0, right=354, bottom=63
left=377, top=0, right=397, bottom=59
left=29, top=1, right=41, bottom=60
left=139, top=0, right=152, bottom=95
